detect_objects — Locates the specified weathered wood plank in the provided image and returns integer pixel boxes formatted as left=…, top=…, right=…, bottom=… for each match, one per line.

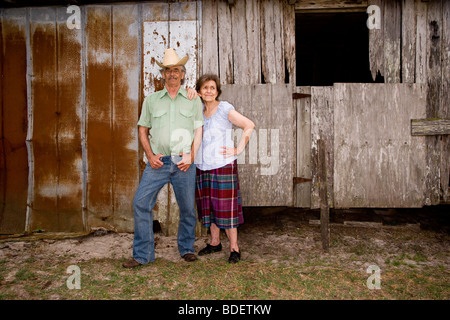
left=246, top=0, right=261, bottom=84
left=383, top=0, right=401, bottom=83
left=231, top=0, right=249, bottom=84
left=142, top=2, right=168, bottom=96
left=411, top=119, right=450, bottom=135
left=201, top=0, right=218, bottom=75
left=368, top=0, right=384, bottom=81
left=294, top=87, right=311, bottom=208
left=260, top=0, right=284, bottom=84
left=440, top=0, right=450, bottom=201
left=311, top=86, right=334, bottom=209
left=283, top=0, right=296, bottom=85
left=424, top=0, right=443, bottom=206
left=0, top=8, right=28, bottom=234
left=318, top=139, right=330, bottom=252
left=333, top=83, right=427, bottom=208
left=295, top=0, right=367, bottom=11
left=217, top=0, right=233, bottom=84
left=401, top=0, right=416, bottom=83
left=415, top=0, right=427, bottom=83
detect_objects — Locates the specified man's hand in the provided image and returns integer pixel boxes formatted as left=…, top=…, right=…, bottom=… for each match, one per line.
left=149, top=153, right=164, bottom=169
left=176, top=152, right=193, bottom=172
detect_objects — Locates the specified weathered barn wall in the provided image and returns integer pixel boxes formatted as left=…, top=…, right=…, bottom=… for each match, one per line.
left=201, top=0, right=295, bottom=85
left=333, top=83, right=427, bottom=208
left=1, top=0, right=449, bottom=236
left=368, top=0, right=450, bottom=205
left=221, top=84, right=295, bottom=207
left=0, top=2, right=202, bottom=235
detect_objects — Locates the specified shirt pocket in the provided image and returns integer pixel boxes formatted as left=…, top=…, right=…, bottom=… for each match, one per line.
left=178, top=105, right=194, bottom=131
left=151, top=108, right=168, bottom=129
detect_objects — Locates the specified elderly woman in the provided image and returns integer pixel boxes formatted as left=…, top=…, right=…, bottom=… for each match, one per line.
left=194, top=74, right=255, bottom=263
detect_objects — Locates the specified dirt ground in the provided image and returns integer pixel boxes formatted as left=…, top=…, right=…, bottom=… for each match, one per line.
left=0, top=206, right=449, bottom=299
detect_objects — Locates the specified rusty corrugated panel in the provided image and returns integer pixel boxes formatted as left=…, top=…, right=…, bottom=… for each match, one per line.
left=0, top=9, right=28, bottom=234
left=29, top=7, right=84, bottom=232
left=85, top=5, right=139, bottom=232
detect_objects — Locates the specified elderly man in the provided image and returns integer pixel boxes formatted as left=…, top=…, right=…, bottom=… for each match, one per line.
left=123, top=48, right=203, bottom=268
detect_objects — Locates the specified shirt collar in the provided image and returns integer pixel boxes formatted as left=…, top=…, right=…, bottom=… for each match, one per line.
left=158, top=86, right=188, bottom=99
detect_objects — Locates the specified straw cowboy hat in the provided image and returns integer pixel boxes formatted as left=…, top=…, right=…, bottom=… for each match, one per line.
left=156, top=48, right=189, bottom=68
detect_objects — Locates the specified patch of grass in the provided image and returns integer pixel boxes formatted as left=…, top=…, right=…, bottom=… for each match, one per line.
left=1, top=255, right=448, bottom=300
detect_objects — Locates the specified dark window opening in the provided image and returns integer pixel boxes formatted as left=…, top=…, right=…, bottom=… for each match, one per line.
left=296, top=12, right=381, bottom=86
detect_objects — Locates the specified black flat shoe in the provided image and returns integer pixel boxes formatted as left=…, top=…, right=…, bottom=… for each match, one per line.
left=228, top=250, right=240, bottom=263
left=198, top=243, right=222, bottom=256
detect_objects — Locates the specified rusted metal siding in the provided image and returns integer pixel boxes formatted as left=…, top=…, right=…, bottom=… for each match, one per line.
left=0, top=9, right=28, bottom=234
left=28, top=7, right=84, bottom=232
left=85, top=5, right=139, bottom=232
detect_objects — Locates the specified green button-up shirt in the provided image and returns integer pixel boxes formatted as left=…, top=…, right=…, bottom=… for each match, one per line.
left=138, top=87, right=204, bottom=156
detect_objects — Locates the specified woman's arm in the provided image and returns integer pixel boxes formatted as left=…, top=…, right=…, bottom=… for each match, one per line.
left=221, top=109, right=255, bottom=158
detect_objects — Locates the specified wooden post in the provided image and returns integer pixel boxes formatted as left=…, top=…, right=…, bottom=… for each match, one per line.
left=318, top=139, right=330, bottom=252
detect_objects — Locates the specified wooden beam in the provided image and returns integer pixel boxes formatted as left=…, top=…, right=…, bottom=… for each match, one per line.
left=318, top=139, right=330, bottom=253
left=411, top=119, right=450, bottom=136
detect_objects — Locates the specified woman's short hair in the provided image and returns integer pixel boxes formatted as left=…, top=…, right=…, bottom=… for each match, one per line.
left=195, top=74, right=222, bottom=101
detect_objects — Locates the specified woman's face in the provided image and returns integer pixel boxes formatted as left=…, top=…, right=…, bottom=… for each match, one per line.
left=198, top=80, right=218, bottom=102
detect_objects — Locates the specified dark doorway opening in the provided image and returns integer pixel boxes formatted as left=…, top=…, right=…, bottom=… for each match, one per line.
left=295, top=12, right=381, bottom=86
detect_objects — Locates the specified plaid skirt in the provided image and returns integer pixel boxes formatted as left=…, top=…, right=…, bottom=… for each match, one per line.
left=195, top=160, right=244, bottom=229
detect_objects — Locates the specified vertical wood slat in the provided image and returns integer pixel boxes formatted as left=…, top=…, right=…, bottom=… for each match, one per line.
left=0, top=9, right=28, bottom=234
left=246, top=0, right=261, bottom=84
left=201, top=0, right=218, bottom=75
left=368, top=0, right=384, bottom=81
left=440, top=0, right=450, bottom=202
left=294, top=87, right=311, bottom=208
left=260, top=0, right=284, bottom=84
left=231, top=0, right=249, bottom=84
left=424, top=0, right=442, bottom=205
left=217, top=0, right=233, bottom=84
left=29, top=7, right=83, bottom=232
left=401, top=0, right=416, bottom=83
left=368, top=0, right=402, bottom=82
left=310, top=87, right=334, bottom=209
left=283, top=0, right=296, bottom=85
left=383, top=0, right=401, bottom=83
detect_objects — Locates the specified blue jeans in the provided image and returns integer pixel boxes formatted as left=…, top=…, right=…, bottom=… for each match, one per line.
left=132, top=155, right=196, bottom=264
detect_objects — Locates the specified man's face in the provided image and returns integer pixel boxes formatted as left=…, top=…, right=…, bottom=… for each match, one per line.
left=163, top=66, right=185, bottom=86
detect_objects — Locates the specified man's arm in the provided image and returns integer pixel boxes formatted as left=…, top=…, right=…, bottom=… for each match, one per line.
left=139, top=126, right=163, bottom=169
